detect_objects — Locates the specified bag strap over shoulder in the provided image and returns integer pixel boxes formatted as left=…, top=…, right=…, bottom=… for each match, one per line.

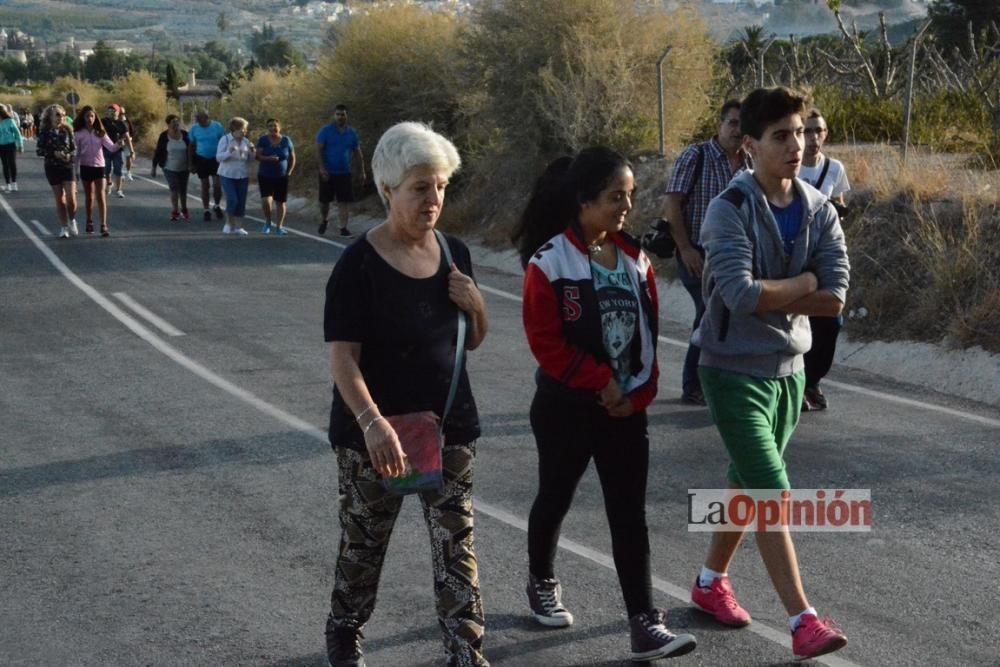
left=434, top=229, right=467, bottom=433
left=815, top=156, right=831, bottom=191
left=685, top=142, right=706, bottom=199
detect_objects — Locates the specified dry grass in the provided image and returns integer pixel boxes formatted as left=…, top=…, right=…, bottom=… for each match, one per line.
left=836, top=144, right=1000, bottom=352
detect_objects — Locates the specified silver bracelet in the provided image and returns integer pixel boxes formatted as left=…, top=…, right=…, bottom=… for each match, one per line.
left=355, top=403, right=376, bottom=423
left=363, top=416, right=384, bottom=434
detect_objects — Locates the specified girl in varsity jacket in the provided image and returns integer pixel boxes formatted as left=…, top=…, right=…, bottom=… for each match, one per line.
left=511, top=148, right=697, bottom=663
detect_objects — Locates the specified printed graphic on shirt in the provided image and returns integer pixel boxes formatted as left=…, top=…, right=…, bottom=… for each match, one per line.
left=591, top=250, right=640, bottom=390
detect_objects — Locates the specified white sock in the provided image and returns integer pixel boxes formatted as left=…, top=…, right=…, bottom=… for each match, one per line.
left=698, top=566, right=726, bottom=588
left=790, top=607, right=817, bottom=632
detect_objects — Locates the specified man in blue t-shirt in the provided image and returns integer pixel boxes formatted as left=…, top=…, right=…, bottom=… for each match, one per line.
left=187, top=109, right=227, bottom=222
left=315, top=104, right=365, bottom=236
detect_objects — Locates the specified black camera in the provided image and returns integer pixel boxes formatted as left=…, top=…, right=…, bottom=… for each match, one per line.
left=640, top=218, right=677, bottom=259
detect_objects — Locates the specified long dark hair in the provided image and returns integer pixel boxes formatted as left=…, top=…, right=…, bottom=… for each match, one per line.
left=73, top=105, right=106, bottom=137
left=512, top=147, right=633, bottom=268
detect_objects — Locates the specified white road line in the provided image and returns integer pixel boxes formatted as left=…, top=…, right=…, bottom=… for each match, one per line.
left=112, top=292, right=185, bottom=337
left=126, top=178, right=1000, bottom=426
left=30, top=219, right=51, bottom=236
left=2, top=195, right=326, bottom=443
left=5, top=192, right=861, bottom=667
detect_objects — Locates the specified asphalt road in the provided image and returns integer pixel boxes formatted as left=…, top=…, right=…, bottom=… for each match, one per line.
left=2, top=145, right=999, bottom=667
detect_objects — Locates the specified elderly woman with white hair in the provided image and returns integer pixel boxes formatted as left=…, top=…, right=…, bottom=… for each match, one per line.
left=215, top=116, right=255, bottom=235
left=322, top=122, right=489, bottom=667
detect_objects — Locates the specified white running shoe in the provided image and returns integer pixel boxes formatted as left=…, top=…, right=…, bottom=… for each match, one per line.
left=127, top=172, right=134, bottom=181
left=117, top=190, right=125, bottom=198
left=69, top=219, right=79, bottom=237
left=58, top=226, right=70, bottom=239
left=3, top=183, right=9, bottom=192
left=222, top=223, right=233, bottom=234
left=234, top=227, right=248, bottom=236
left=11, top=182, right=17, bottom=192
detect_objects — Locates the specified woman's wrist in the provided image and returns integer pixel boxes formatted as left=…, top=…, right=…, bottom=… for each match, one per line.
left=363, top=415, right=384, bottom=435
left=355, top=403, right=377, bottom=423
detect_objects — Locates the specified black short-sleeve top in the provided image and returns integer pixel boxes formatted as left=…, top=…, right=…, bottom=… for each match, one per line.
left=323, top=232, right=481, bottom=450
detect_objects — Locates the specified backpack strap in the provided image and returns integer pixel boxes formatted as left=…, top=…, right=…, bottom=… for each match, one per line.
left=815, top=156, right=831, bottom=191
left=685, top=142, right=706, bottom=199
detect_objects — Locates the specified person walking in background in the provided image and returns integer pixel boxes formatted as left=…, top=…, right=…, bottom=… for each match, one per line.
left=255, top=117, right=296, bottom=236
left=73, top=106, right=124, bottom=237
left=119, top=105, right=137, bottom=182
left=661, top=100, right=748, bottom=406
left=511, top=148, right=697, bottom=663
left=215, top=117, right=254, bottom=236
left=101, top=104, right=130, bottom=199
left=797, top=108, right=851, bottom=412
left=688, top=87, right=850, bottom=661
left=323, top=122, right=489, bottom=667
left=188, top=109, right=226, bottom=221
left=21, top=108, right=34, bottom=139
left=316, top=104, right=364, bottom=236
left=151, top=114, right=192, bottom=222
left=36, top=105, right=79, bottom=239
left=0, top=103, right=24, bottom=192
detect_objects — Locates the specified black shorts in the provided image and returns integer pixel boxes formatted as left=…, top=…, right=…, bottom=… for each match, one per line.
left=80, top=165, right=105, bottom=182
left=258, top=175, right=289, bottom=202
left=318, top=173, right=353, bottom=204
left=44, top=164, right=75, bottom=186
left=194, top=155, right=219, bottom=180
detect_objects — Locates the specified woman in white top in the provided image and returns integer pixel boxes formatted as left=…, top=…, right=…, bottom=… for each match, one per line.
left=215, top=116, right=255, bottom=235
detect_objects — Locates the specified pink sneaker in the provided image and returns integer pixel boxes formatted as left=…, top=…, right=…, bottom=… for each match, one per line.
left=792, top=614, right=847, bottom=660
left=691, top=575, right=751, bottom=627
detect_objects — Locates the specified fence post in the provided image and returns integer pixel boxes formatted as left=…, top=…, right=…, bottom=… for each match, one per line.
left=657, top=47, right=672, bottom=157
left=903, top=20, right=932, bottom=165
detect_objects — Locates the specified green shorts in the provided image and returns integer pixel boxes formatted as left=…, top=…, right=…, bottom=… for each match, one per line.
left=698, top=366, right=805, bottom=490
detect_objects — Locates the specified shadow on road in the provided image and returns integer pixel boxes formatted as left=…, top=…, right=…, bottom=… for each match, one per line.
left=0, top=431, right=326, bottom=497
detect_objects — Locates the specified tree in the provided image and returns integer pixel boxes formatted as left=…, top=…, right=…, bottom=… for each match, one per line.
left=0, top=58, right=28, bottom=85
left=253, top=37, right=305, bottom=70
left=929, top=0, right=1000, bottom=54
left=165, top=62, right=180, bottom=98
left=84, top=40, right=125, bottom=82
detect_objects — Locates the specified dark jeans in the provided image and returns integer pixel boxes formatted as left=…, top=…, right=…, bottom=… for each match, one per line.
left=0, top=143, right=17, bottom=183
left=527, top=389, right=652, bottom=617
left=677, top=255, right=705, bottom=396
left=804, top=315, right=843, bottom=388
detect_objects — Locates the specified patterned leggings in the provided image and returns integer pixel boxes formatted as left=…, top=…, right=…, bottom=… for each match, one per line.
left=330, top=443, right=488, bottom=666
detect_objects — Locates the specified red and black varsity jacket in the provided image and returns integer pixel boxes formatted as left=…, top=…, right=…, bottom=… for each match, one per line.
left=522, top=228, right=660, bottom=412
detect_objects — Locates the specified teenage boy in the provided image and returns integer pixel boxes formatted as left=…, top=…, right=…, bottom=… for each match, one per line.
left=102, top=104, right=129, bottom=198
left=689, top=87, right=850, bottom=661
left=797, top=108, right=851, bottom=411
left=662, top=100, right=748, bottom=405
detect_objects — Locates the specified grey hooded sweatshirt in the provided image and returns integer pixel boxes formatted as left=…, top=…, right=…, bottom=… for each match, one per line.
left=693, top=170, right=850, bottom=379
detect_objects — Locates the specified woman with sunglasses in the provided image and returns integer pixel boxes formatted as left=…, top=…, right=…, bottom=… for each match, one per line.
left=36, top=105, right=78, bottom=238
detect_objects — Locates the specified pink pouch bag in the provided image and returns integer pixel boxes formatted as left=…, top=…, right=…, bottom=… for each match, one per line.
left=380, top=230, right=466, bottom=495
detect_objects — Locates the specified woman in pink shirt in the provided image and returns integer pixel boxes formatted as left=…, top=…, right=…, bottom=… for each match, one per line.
left=73, top=106, right=125, bottom=237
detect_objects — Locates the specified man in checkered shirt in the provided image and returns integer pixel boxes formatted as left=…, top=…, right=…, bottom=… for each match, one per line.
left=661, top=100, right=749, bottom=405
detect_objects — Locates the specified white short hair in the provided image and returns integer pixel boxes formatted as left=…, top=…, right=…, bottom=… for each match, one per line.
left=372, top=122, right=461, bottom=210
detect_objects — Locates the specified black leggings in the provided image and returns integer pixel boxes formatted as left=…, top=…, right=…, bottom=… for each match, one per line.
left=527, top=389, right=653, bottom=617
left=0, top=143, right=16, bottom=183
left=804, top=315, right=842, bottom=388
